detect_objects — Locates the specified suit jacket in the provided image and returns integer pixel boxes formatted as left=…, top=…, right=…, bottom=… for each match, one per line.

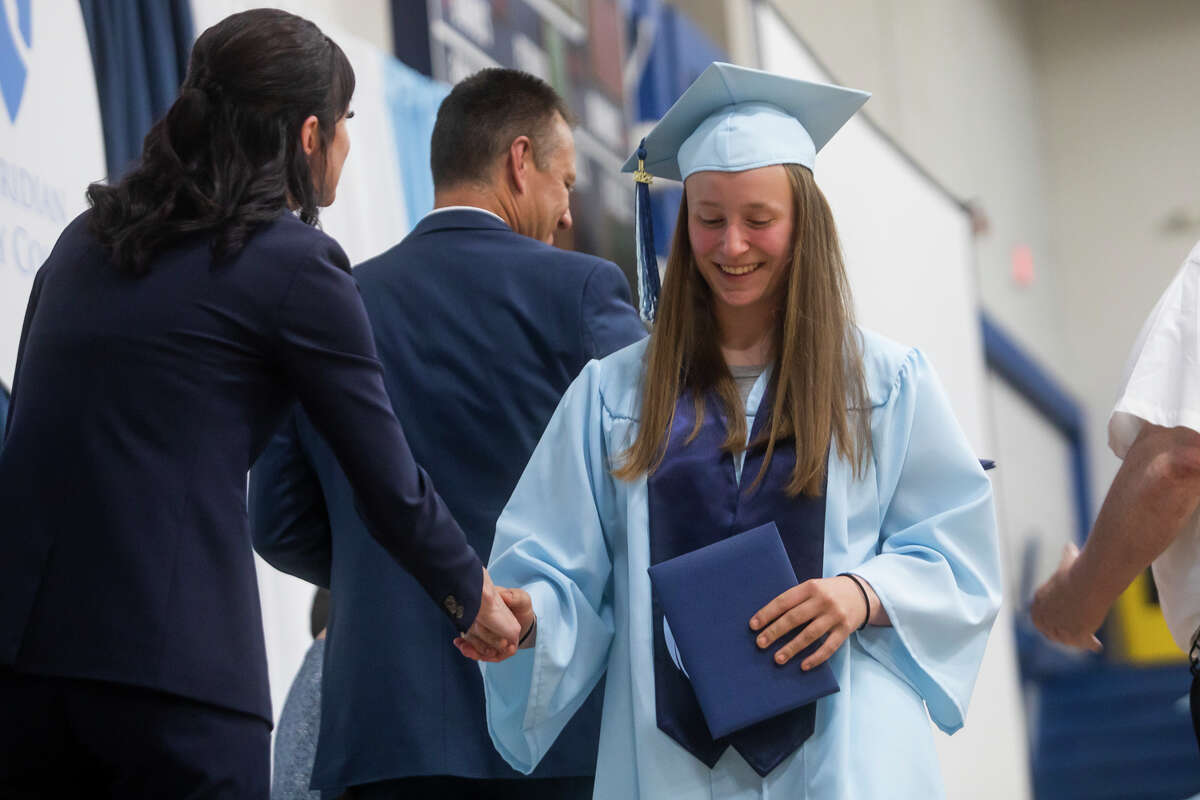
left=0, top=212, right=484, bottom=723
left=250, top=208, right=647, bottom=789
left=0, top=382, right=8, bottom=442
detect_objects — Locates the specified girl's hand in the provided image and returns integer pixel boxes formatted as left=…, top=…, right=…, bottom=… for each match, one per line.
left=454, top=586, right=536, bottom=662
left=499, top=587, right=536, bottom=648
left=749, top=575, right=879, bottom=670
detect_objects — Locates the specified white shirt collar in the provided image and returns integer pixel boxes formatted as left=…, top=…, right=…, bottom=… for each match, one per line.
left=423, top=205, right=508, bottom=226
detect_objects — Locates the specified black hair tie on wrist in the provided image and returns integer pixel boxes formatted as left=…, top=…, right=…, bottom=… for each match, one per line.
left=518, top=616, right=536, bottom=647
left=838, top=573, right=871, bottom=631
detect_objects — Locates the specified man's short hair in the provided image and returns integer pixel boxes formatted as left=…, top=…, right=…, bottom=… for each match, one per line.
left=431, top=68, right=575, bottom=189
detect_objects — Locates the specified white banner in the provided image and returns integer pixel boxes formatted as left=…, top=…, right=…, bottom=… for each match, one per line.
left=0, top=0, right=105, bottom=386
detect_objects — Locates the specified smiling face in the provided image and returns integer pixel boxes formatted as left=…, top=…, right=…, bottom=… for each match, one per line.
left=685, top=165, right=795, bottom=337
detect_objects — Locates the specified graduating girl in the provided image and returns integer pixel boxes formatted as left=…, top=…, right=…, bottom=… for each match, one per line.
left=462, top=63, right=1002, bottom=799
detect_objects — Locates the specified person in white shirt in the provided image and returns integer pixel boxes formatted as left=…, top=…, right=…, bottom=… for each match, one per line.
left=1032, top=239, right=1200, bottom=750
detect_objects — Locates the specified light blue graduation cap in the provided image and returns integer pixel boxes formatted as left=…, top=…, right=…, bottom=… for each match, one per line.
left=623, top=62, right=869, bottom=321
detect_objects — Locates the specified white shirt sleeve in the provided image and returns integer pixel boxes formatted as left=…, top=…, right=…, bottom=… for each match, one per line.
left=1109, top=241, right=1200, bottom=459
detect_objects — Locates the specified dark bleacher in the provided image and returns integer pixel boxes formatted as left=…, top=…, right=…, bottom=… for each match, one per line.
left=1033, top=662, right=1200, bottom=799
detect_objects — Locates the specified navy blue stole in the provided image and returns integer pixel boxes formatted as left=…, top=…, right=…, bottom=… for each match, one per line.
left=647, top=387, right=827, bottom=777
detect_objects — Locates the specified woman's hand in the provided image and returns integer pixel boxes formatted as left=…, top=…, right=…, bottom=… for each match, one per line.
left=459, top=567, right=520, bottom=662
left=749, top=575, right=881, bottom=670
left=455, top=583, right=535, bottom=662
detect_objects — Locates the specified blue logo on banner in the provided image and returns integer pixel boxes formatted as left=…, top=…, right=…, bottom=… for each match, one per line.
left=0, top=0, right=33, bottom=123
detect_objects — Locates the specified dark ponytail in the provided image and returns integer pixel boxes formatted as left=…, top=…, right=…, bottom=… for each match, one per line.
left=87, top=9, right=355, bottom=275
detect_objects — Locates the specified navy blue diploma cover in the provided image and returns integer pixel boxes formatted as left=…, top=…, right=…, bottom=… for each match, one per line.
left=647, top=522, right=840, bottom=740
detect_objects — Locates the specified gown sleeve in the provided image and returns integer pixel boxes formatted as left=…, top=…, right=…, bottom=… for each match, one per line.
left=481, top=359, right=617, bottom=773
left=850, top=348, right=1003, bottom=734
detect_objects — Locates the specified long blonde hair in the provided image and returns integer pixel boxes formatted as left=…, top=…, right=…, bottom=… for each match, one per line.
left=614, top=164, right=870, bottom=497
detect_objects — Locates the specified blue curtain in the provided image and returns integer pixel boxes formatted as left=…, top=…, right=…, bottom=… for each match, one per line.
left=78, top=0, right=193, bottom=180
left=390, top=0, right=432, bottom=76
left=384, top=59, right=449, bottom=226
left=627, top=1, right=724, bottom=255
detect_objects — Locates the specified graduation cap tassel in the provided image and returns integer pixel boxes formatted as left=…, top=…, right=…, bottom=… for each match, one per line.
left=634, top=139, right=660, bottom=324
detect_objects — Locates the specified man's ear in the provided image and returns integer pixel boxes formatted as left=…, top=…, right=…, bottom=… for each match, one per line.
left=300, top=115, right=321, bottom=157
left=507, top=135, right=534, bottom=194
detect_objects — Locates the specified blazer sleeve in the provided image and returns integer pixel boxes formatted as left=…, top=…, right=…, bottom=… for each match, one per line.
left=4, top=264, right=48, bottom=442
left=579, top=260, right=647, bottom=360
left=270, top=242, right=484, bottom=631
left=249, top=410, right=333, bottom=589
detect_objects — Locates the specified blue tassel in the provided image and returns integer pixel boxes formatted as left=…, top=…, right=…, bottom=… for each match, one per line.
left=634, top=139, right=660, bottom=323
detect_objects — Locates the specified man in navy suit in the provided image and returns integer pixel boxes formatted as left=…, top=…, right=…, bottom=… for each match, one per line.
left=251, top=68, right=646, bottom=800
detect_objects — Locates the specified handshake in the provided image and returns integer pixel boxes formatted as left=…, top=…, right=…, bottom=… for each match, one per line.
left=453, top=567, right=535, bottom=663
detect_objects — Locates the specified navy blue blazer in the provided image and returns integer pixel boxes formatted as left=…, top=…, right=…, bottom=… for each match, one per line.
left=0, top=212, right=484, bottom=724
left=250, top=209, right=646, bottom=789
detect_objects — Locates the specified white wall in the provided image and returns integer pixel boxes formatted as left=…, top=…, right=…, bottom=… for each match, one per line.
left=191, top=0, right=392, bottom=52
left=1033, top=0, right=1200, bottom=518
left=988, top=374, right=1078, bottom=600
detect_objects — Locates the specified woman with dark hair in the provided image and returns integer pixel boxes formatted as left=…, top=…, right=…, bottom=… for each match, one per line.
left=470, top=64, right=1003, bottom=798
left=0, top=9, right=517, bottom=797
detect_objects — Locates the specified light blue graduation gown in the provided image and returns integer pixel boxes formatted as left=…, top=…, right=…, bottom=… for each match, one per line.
left=482, top=330, right=1002, bottom=799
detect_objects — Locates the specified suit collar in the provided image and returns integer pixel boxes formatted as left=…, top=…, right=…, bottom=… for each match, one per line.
left=410, top=207, right=513, bottom=236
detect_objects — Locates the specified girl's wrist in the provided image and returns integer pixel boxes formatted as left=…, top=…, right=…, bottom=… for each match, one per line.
left=837, top=573, right=871, bottom=631
left=518, top=615, right=537, bottom=649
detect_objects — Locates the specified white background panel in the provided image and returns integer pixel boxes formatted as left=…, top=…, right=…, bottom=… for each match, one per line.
left=0, top=0, right=105, bottom=386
